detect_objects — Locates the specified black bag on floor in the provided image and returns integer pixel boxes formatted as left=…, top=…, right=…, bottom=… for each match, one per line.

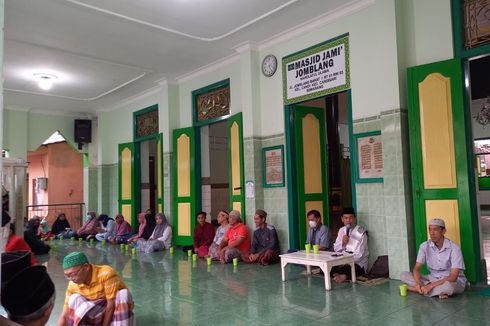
left=368, top=255, right=389, bottom=278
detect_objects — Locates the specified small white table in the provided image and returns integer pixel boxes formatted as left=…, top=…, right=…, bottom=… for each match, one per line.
left=279, top=251, right=356, bottom=290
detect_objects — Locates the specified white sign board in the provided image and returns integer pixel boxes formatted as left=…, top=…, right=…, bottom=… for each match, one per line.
left=283, top=35, right=350, bottom=105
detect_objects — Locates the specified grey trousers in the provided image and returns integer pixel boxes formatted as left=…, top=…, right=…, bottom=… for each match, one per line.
left=223, top=247, right=242, bottom=263
left=400, top=271, right=465, bottom=297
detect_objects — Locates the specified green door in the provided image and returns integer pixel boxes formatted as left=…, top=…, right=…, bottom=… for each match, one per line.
left=118, top=142, right=136, bottom=226
left=408, top=58, right=480, bottom=282
left=172, top=127, right=196, bottom=245
left=156, top=133, right=164, bottom=214
left=228, top=113, right=246, bottom=220
left=293, top=106, right=329, bottom=246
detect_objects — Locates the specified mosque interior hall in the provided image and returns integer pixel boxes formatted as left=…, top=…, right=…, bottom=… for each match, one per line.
left=2, top=0, right=490, bottom=325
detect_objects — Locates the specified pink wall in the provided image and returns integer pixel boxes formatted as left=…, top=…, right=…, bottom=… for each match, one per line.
left=27, top=142, right=83, bottom=229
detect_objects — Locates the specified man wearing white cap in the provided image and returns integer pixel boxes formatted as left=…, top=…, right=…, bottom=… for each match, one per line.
left=400, top=218, right=467, bottom=299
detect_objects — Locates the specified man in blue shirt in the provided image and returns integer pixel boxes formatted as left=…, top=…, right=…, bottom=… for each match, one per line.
left=401, top=218, right=467, bottom=299
left=305, top=209, right=330, bottom=251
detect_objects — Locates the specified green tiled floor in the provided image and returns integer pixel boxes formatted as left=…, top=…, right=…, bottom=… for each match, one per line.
left=10, top=240, right=490, bottom=325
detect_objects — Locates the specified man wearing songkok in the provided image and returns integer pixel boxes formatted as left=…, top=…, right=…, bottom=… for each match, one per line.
left=400, top=218, right=467, bottom=299
left=305, top=209, right=330, bottom=251
left=57, top=252, right=134, bottom=326
left=218, top=210, right=250, bottom=263
left=331, top=207, right=369, bottom=283
left=242, top=209, right=280, bottom=265
left=208, top=210, right=230, bottom=260
left=1, top=266, right=55, bottom=326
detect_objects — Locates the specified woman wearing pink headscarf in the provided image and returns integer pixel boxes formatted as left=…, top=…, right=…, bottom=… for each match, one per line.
left=75, top=212, right=100, bottom=240
left=109, top=214, right=133, bottom=244
left=126, top=213, right=146, bottom=244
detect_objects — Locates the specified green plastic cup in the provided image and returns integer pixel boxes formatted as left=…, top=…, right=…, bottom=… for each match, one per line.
left=207, top=257, right=212, bottom=265
left=120, top=243, right=125, bottom=250
left=233, top=258, right=239, bottom=266
left=313, top=244, right=319, bottom=254
left=187, top=249, right=192, bottom=257
left=70, top=237, right=75, bottom=241
left=169, top=247, right=174, bottom=254
left=89, top=238, right=94, bottom=244
left=305, top=244, right=311, bottom=253
left=399, top=284, right=408, bottom=297
left=125, top=244, right=129, bottom=251
left=131, top=248, right=136, bottom=255
left=192, top=253, right=197, bottom=261
left=78, top=238, right=82, bottom=242
left=102, top=240, right=106, bottom=245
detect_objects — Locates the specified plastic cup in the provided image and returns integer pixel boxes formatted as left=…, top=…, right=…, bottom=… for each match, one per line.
left=169, top=247, right=174, bottom=254
left=399, top=284, right=407, bottom=297
left=70, top=237, right=75, bottom=241
left=120, top=243, right=125, bottom=250
left=78, top=238, right=82, bottom=242
left=192, top=254, right=197, bottom=261
left=305, top=244, right=311, bottom=253
left=313, top=244, right=319, bottom=254
left=233, top=258, right=239, bottom=266
left=125, top=244, right=129, bottom=251
left=89, top=238, right=94, bottom=244
left=102, top=240, right=106, bottom=245
left=131, top=248, right=136, bottom=255
left=207, top=257, right=212, bottom=265
left=187, top=249, right=192, bottom=257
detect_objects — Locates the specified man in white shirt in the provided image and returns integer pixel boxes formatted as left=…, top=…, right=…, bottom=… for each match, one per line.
left=331, top=207, right=369, bottom=283
left=400, top=218, right=467, bottom=299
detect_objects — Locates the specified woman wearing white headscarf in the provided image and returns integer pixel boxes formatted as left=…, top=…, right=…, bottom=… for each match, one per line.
left=137, top=213, right=172, bottom=253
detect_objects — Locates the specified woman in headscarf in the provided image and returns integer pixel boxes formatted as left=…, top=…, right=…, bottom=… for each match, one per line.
left=52, top=212, right=73, bottom=239
left=95, top=214, right=115, bottom=241
left=109, top=214, right=133, bottom=244
left=75, top=212, right=99, bottom=240
left=127, top=213, right=146, bottom=244
left=37, top=218, right=55, bottom=240
left=24, top=217, right=50, bottom=255
left=139, top=213, right=156, bottom=240
left=137, top=213, right=172, bottom=253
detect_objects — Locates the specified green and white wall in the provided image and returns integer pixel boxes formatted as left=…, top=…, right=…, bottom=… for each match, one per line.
left=2, top=0, right=456, bottom=279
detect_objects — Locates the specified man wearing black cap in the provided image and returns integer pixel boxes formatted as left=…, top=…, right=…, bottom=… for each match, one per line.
left=1, top=266, right=56, bottom=326
left=331, top=207, right=369, bottom=283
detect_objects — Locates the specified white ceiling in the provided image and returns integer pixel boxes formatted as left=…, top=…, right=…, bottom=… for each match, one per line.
left=4, top=0, right=363, bottom=115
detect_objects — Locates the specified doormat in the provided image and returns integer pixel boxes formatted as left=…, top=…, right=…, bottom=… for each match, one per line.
left=478, top=288, right=490, bottom=297
left=355, top=275, right=389, bottom=286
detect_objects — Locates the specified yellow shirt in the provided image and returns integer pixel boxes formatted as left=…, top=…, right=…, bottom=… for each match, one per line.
left=64, top=264, right=127, bottom=308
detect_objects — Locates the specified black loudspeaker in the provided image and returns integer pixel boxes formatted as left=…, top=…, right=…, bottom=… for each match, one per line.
left=74, top=119, right=92, bottom=144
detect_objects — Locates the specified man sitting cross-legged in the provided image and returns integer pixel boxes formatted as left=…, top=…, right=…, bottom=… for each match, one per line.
left=57, top=252, right=134, bottom=326
left=242, top=209, right=280, bottom=265
left=400, top=218, right=467, bottom=299
left=218, top=210, right=250, bottom=264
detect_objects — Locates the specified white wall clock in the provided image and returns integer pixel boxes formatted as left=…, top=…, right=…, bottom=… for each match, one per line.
left=261, top=54, right=278, bottom=77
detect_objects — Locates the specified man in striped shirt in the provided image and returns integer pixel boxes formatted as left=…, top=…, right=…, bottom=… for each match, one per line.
left=57, top=252, right=134, bottom=326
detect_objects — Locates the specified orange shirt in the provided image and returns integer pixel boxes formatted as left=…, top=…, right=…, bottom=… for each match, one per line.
left=225, top=223, right=250, bottom=254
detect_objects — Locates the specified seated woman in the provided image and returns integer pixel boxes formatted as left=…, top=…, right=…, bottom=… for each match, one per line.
left=139, top=213, right=156, bottom=241
left=38, top=219, right=55, bottom=240
left=95, top=214, right=115, bottom=242
left=109, top=214, right=133, bottom=244
left=75, top=212, right=99, bottom=240
left=24, top=217, right=50, bottom=255
left=137, top=213, right=172, bottom=253
left=52, top=213, right=74, bottom=239
left=126, top=213, right=146, bottom=244
left=3, top=211, right=37, bottom=265
left=193, top=211, right=215, bottom=258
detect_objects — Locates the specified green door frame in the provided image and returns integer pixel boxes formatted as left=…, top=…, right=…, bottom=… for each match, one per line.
left=284, top=90, right=356, bottom=249
left=407, top=59, right=480, bottom=283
